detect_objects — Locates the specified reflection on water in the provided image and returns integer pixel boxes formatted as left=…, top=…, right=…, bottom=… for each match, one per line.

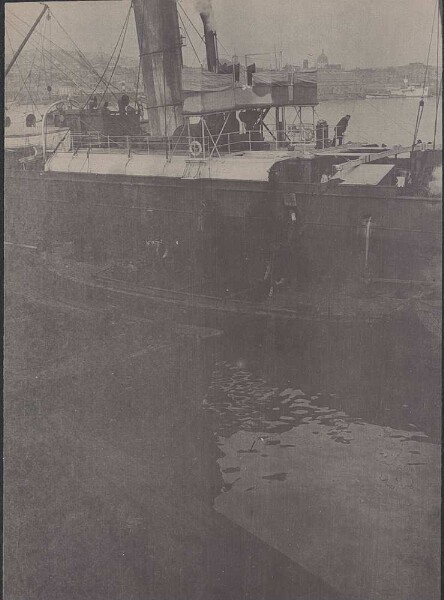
left=205, top=358, right=440, bottom=600
left=207, top=361, right=365, bottom=440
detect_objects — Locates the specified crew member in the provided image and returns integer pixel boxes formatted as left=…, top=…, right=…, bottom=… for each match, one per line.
left=89, top=96, right=98, bottom=111
left=332, top=114, right=350, bottom=146
left=101, top=101, right=110, bottom=115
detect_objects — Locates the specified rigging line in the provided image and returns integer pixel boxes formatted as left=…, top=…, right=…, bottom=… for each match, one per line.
left=6, top=18, right=92, bottom=95
left=177, top=0, right=232, bottom=65
left=5, top=29, right=41, bottom=117
left=98, top=2, right=132, bottom=104
left=48, top=8, right=121, bottom=99
left=177, top=2, right=204, bottom=42
left=133, top=2, right=146, bottom=107
left=361, top=98, right=416, bottom=136
left=421, top=0, right=438, bottom=97
left=433, top=13, right=441, bottom=148
left=432, top=76, right=442, bottom=148
left=411, top=0, right=438, bottom=160
left=34, top=16, right=46, bottom=98
left=9, top=9, right=122, bottom=98
left=10, top=17, right=42, bottom=104
left=83, top=1, right=133, bottom=109
left=134, top=55, right=142, bottom=106
left=178, top=12, right=203, bottom=67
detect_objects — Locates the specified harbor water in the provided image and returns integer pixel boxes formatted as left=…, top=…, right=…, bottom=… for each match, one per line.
left=206, top=98, right=442, bottom=600
left=300, top=96, right=442, bottom=147
left=5, top=97, right=441, bottom=599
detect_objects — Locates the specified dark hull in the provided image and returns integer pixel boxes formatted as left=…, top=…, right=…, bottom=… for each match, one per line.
left=5, top=165, right=441, bottom=290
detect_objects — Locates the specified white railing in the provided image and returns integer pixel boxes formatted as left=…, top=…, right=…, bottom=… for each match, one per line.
left=65, top=126, right=318, bottom=159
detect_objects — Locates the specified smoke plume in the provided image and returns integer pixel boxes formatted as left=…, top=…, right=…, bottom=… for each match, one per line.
left=195, top=0, right=215, bottom=30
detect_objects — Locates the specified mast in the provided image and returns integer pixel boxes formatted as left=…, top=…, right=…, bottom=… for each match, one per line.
left=133, top=0, right=184, bottom=137
left=5, top=4, right=48, bottom=77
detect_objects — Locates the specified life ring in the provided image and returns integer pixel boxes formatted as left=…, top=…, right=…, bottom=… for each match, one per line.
left=301, top=127, right=314, bottom=142
left=189, top=140, right=203, bottom=157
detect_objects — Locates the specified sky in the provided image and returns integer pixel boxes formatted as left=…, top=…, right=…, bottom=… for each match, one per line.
left=5, top=0, right=441, bottom=70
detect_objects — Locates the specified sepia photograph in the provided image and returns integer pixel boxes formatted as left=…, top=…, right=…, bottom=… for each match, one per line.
left=3, top=0, right=442, bottom=598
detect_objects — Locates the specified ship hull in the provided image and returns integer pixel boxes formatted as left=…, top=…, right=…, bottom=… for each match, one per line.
left=5, top=164, right=441, bottom=290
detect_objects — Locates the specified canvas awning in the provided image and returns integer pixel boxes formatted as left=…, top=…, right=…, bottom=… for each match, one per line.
left=181, top=67, right=317, bottom=115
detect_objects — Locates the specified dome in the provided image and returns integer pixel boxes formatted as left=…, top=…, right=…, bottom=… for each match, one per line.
left=317, top=49, right=329, bottom=68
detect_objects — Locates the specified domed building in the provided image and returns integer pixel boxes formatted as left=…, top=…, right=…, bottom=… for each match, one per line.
left=317, top=50, right=329, bottom=69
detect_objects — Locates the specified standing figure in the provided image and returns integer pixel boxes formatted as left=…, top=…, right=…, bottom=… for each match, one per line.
left=332, top=114, right=350, bottom=146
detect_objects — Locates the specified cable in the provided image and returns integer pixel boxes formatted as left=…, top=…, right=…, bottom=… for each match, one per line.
left=432, top=76, right=442, bottom=148
left=49, top=8, right=121, bottom=99
left=10, top=18, right=41, bottom=104
left=83, top=1, right=132, bottom=109
left=362, top=97, right=415, bottom=136
left=432, top=10, right=441, bottom=148
left=178, top=12, right=203, bottom=67
left=177, top=2, right=204, bottom=42
left=411, top=0, right=438, bottom=160
left=96, top=2, right=132, bottom=105
left=6, top=28, right=41, bottom=117
left=7, top=18, right=91, bottom=96
left=9, top=8, right=122, bottom=97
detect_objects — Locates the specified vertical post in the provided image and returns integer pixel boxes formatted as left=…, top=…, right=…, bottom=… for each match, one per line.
left=275, top=106, right=280, bottom=147
left=282, top=106, right=286, bottom=141
left=228, top=132, right=231, bottom=154
left=312, top=106, right=316, bottom=145
left=249, top=130, right=252, bottom=151
left=201, top=117, right=206, bottom=159
left=365, top=217, right=372, bottom=274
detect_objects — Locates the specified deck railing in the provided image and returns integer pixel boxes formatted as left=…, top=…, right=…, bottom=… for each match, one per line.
left=60, top=129, right=442, bottom=160
left=65, top=125, right=318, bottom=159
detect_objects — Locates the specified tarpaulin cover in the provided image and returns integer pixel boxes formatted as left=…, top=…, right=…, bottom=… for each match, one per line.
left=252, top=69, right=317, bottom=86
left=182, top=67, right=233, bottom=93
left=181, top=67, right=317, bottom=115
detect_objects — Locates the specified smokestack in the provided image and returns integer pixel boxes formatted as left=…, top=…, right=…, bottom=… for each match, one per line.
left=133, top=0, right=183, bottom=136
left=200, top=12, right=218, bottom=73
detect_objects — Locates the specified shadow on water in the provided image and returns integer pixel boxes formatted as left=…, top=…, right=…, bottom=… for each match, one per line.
left=206, top=315, right=441, bottom=442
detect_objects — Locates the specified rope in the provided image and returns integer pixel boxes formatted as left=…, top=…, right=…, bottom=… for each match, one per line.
left=178, top=12, right=203, bottom=67
left=362, top=98, right=416, bottom=136
left=97, top=3, right=132, bottom=105
left=433, top=9, right=442, bottom=148
left=410, top=0, right=439, bottom=173
left=5, top=29, right=41, bottom=117
left=10, top=17, right=41, bottom=104
left=6, top=18, right=91, bottom=96
left=177, top=0, right=232, bottom=64
left=134, top=56, right=143, bottom=108
left=83, top=1, right=132, bottom=109
left=9, top=8, right=122, bottom=98
left=49, top=9, right=122, bottom=99
left=177, top=1, right=204, bottom=42
left=432, top=76, right=442, bottom=148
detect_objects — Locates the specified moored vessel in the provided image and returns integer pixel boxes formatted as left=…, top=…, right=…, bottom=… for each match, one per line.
left=4, top=0, right=442, bottom=335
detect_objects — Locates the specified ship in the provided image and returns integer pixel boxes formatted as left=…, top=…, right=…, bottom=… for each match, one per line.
left=390, top=79, right=430, bottom=98
left=4, top=0, right=442, bottom=337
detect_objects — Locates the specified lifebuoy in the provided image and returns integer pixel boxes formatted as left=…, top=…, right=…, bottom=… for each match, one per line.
left=189, top=140, right=203, bottom=157
left=301, top=127, right=314, bottom=142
